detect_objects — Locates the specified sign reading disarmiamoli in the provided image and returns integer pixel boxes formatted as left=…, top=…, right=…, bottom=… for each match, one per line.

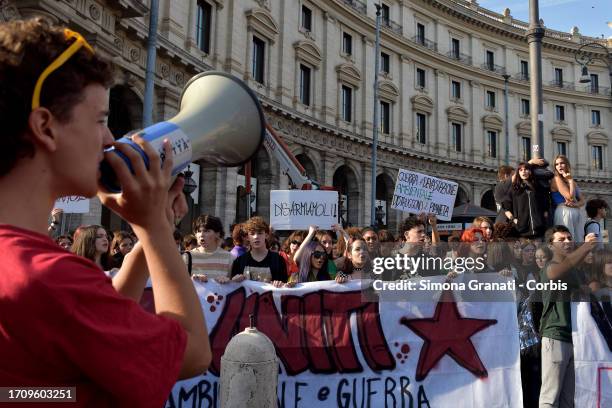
left=270, top=190, right=339, bottom=230
left=391, top=169, right=458, bottom=221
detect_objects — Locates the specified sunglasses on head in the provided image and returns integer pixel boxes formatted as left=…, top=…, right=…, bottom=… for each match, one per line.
left=312, top=251, right=327, bottom=259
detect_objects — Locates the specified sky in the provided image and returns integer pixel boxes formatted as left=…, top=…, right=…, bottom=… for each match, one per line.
left=478, top=0, right=612, bottom=39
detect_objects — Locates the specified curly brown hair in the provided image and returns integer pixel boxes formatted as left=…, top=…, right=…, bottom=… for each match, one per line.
left=0, top=18, right=114, bottom=176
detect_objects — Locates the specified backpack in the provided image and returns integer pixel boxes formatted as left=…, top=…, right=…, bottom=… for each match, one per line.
left=584, top=219, right=601, bottom=239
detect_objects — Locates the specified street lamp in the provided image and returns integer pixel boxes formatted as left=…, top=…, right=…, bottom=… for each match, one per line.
left=370, top=2, right=382, bottom=228
left=183, top=165, right=197, bottom=195
left=574, top=42, right=612, bottom=90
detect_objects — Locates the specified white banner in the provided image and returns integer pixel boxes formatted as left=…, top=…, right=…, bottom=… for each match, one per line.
left=391, top=169, right=458, bottom=221
left=572, top=299, right=612, bottom=408
left=54, top=196, right=89, bottom=213
left=270, top=190, right=339, bottom=230
left=168, top=278, right=522, bottom=407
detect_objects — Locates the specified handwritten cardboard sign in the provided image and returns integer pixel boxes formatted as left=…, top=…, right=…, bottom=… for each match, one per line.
left=391, top=169, right=458, bottom=221
left=54, top=196, right=90, bottom=213
left=270, top=190, right=338, bottom=230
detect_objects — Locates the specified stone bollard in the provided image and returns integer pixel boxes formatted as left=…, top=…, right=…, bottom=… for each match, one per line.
left=220, top=315, right=278, bottom=408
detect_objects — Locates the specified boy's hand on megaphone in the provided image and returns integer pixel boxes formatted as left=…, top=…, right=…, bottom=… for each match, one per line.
left=98, top=135, right=174, bottom=231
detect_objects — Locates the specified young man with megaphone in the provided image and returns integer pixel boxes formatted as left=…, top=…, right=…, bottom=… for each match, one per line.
left=0, top=19, right=211, bottom=406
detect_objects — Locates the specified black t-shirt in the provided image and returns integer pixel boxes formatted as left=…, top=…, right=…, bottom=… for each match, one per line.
left=231, top=251, right=287, bottom=282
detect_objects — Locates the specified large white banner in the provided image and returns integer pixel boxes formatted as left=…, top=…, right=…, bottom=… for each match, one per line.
left=54, top=196, right=89, bottom=213
left=167, top=278, right=522, bottom=407
left=391, top=169, right=458, bottom=221
left=270, top=190, right=339, bottom=230
left=572, top=299, right=612, bottom=408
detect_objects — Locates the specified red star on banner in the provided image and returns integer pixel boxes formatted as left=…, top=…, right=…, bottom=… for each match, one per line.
left=400, top=290, right=497, bottom=381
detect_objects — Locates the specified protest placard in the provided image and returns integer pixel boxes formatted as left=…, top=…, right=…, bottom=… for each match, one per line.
left=270, top=190, right=338, bottom=230
left=54, top=196, right=89, bottom=213
left=391, top=169, right=458, bottom=221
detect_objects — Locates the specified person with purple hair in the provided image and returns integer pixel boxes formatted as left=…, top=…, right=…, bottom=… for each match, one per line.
left=287, top=241, right=331, bottom=285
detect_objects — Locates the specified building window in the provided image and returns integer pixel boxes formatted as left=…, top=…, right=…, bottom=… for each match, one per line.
left=301, top=5, right=312, bottom=32
left=416, top=68, right=426, bottom=88
left=252, top=36, right=265, bottom=84
left=381, top=52, right=390, bottom=74
left=555, top=105, right=565, bottom=122
left=416, top=23, right=425, bottom=45
left=556, top=141, right=567, bottom=156
left=451, top=123, right=462, bottom=152
left=520, top=60, right=529, bottom=80
left=521, top=137, right=531, bottom=161
left=380, top=101, right=390, bottom=134
left=299, top=64, right=311, bottom=106
left=416, top=112, right=426, bottom=144
left=554, top=68, right=563, bottom=85
left=590, top=74, right=599, bottom=93
left=487, top=131, right=497, bottom=158
left=520, top=98, right=530, bottom=116
left=592, top=110, right=601, bottom=126
left=451, top=80, right=461, bottom=99
left=381, top=4, right=390, bottom=26
left=592, top=145, right=603, bottom=170
left=485, top=50, right=495, bottom=70
left=196, top=1, right=212, bottom=54
left=341, top=85, right=352, bottom=122
left=342, top=32, right=352, bottom=55
left=486, top=91, right=496, bottom=109
left=451, top=38, right=460, bottom=58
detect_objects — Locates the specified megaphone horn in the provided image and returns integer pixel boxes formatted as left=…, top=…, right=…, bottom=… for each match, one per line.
left=100, top=71, right=265, bottom=192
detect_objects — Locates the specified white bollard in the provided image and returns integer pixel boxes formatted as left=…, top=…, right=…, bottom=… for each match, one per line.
left=220, top=315, right=278, bottom=408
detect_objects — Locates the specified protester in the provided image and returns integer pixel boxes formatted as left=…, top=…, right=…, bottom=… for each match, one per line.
left=0, top=19, right=209, bottom=405
left=377, top=229, right=396, bottom=256
left=47, top=207, right=63, bottom=237
left=515, top=240, right=538, bottom=283
left=551, top=155, right=585, bottom=240
left=71, top=225, right=112, bottom=270
left=231, top=216, right=286, bottom=286
left=110, top=230, right=134, bottom=268
left=539, top=226, right=597, bottom=407
left=591, top=250, right=612, bottom=291
left=190, top=215, right=233, bottom=282
left=494, top=165, right=514, bottom=223
left=336, top=237, right=371, bottom=282
left=183, top=233, right=198, bottom=251
left=454, top=228, right=488, bottom=274
left=280, top=230, right=305, bottom=276
left=362, top=227, right=382, bottom=257
left=294, top=225, right=338, bottom=279
left=584, top=198, right=608, bottom=244
left=471, top=216, right=493, bottom=240
left=54, top=234, right=73, bottom=250
left=288, top=241, right=331, bottom=284
left=230, top=223, right=248, bottom=259
left=503, top=162, right=548, bottom=238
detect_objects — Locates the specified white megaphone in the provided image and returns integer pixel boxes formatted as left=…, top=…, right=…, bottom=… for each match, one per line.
left=100, top=71, right=265, bottom=192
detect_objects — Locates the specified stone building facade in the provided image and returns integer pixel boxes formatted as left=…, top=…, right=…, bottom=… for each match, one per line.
left=5, top=0, right=611, bottom=235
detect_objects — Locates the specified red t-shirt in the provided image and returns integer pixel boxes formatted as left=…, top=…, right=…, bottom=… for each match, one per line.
left=0, top=225, right=187, bottom=407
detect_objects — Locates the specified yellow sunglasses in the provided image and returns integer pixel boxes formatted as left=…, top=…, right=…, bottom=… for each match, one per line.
left=31, top=28, right=94, bottom=110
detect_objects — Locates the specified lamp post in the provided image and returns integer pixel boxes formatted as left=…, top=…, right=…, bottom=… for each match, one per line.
left=502, top=74, right=511, bottom=165
left=526, top=0, right=545, bottom=159
left=574, top=42, right=612, bottom=96
left=182, top=165, right=197, bottom=228
left=370, top=2, right=382, bottom=228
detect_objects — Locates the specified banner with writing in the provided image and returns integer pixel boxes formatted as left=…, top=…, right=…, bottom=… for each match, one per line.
left=270, top=190, right=339, bottom=230
left=54, top=196, right=89, bottom=213
left=391, top=169, right=458, bottom=221
left=572, top=300, right=612, bottom=408
left=167, top=277, right=522, bottom=407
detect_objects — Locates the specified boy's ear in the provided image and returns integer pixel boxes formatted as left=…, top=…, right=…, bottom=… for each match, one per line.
left=27, top=108, right=59, bottom=152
